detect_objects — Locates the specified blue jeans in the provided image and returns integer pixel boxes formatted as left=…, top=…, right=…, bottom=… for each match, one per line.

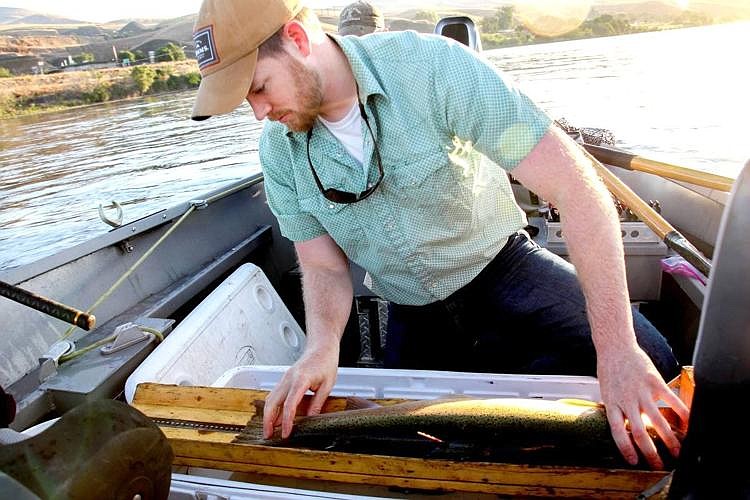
left=384, top=230, right=681, bottom=381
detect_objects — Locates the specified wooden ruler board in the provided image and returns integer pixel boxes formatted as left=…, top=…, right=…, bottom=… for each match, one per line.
left=132, top=367, right=693, bottom=499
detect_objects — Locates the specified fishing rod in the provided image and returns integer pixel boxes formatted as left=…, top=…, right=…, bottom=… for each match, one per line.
left=581, top=150, right=712, bottom=278
left=0, top=280, right=96, bottom=331
left=583, top=143, right=734, bottom=193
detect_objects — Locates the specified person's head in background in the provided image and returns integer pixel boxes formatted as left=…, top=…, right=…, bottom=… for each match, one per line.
left=338, top=0, right=386, bottom=36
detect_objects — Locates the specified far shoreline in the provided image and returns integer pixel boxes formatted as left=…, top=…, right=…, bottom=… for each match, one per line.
left=0, top=60, right=200, bottom=119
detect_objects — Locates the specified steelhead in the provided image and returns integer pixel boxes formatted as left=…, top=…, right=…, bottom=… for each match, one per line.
left=235, top=396, right=661, bottom=467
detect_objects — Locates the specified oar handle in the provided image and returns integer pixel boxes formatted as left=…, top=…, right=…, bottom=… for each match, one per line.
left=584, top=143, right=734, bottom=192
left=0, top=280, right=96, bottom=331
left=583, top=150, right=712, bottom=278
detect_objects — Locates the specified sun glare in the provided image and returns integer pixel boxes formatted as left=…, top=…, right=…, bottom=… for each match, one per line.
left=674, top=0, right=690, bottom=9
left=513, top=0, right=593, bottom=38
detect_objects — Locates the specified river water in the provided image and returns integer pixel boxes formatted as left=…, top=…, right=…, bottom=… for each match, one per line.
left=1, top=21, right=748, bottom=270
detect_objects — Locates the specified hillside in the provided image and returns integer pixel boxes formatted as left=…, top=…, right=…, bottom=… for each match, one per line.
left=0, top=7, right=36, bottom=24
left=591, top=1, right=750, bottom=22
left=0, top=13, right=195, bottom=75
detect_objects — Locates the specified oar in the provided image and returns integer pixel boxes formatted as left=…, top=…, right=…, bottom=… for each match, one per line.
left=581, top=150, right=712, bottom=278
left=0, top=280, right=96, bottom=330
left=583, top=143, right=734, bottom=192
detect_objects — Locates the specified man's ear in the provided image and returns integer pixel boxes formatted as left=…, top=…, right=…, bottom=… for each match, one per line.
left=283, top=21, right=312, bottom=57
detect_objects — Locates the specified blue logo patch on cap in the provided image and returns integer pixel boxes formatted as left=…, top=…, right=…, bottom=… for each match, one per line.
left=194, top=26, right=219, bottom=69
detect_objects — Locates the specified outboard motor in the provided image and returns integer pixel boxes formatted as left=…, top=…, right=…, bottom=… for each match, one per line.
left=668, top=159, right=750, bottom=498
left=434, top=16, right=482, bottom=52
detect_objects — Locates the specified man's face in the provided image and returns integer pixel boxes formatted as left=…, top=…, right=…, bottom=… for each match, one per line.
left=246, top=49, right=323, bottom=132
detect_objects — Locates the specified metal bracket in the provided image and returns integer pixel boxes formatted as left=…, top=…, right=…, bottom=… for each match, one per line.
left=98, top=200, right=124, bottom=228
left=100, top=323, right=154, bottom=355
left=118, top=239, right=135, bottom=254
left=190, top=199, right=208, bottom=210
left=37, top=340, right=74, bottom=382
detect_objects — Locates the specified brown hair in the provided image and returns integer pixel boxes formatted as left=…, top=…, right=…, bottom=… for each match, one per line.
left=259, top=7, right=322, bottom=58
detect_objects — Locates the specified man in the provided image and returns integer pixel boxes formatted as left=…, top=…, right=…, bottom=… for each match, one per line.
left=338, top=0, right=385, bottom=36
left=190, top=0, right=689, bottom=469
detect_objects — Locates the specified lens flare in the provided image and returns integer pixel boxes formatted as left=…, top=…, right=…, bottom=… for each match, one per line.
left=513, top=0, right=593, bottom=38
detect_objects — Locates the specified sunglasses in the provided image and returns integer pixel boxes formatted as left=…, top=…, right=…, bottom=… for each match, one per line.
left=306, top=100, right=384, bottom=204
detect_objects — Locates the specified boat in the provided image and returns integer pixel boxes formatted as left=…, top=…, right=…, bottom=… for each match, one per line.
left=1, top=16, right=748, bottom=500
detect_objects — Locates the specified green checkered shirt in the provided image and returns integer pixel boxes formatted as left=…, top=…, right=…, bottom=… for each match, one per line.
left=260, top=31, right=551, bottom=305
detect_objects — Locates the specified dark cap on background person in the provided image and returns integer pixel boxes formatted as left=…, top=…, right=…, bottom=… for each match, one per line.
left=338, top=0, right=385, bottom=36
left=190, top=0, right=303, bottom=120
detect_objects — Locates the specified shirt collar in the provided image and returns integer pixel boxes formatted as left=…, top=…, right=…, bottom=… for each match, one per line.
left=328, top=33, right=386, bottom=104
left=285, top=33, right=387, bottom=139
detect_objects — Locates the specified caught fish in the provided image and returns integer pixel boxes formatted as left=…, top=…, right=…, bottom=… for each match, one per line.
left=235, top=396, right=669, bottom=467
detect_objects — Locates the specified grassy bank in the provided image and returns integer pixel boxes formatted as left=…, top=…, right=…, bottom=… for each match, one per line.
left=0, top=60, right=200, bottom=119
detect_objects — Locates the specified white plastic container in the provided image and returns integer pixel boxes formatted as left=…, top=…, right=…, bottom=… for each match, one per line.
left=125, top=264, right=305, bottom=402
left=213, top=365, right=601, bottom=401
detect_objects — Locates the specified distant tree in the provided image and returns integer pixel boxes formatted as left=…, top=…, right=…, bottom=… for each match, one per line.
left=583, top=14, right=632, bottom=37
left=133, top=50, right=146, bottom=62
left=73, top=52, right=95, bottom=64
left=413, top=9, right=439, bottom=23
left=482, top=6, right=515, bottom=33
left=0, top=67, right=11, bottom=78
left=674, top=10, right=712, bottom=26
left=156, top=43, right=186, bottom=62
left=84, top=82, right=111, bottom=103
left=184, top=72, right=201, bottom=86
left=117, top=50, right=136, bottom=63
left=131, top=65, right=156, bottom=93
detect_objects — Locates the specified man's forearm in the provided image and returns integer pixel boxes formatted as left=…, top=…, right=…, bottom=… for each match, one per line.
left=558, top=175, right=636, bottom=352
left=512, top=128, right=636, bottom=351
left=300, top=265, right=353, bottom=354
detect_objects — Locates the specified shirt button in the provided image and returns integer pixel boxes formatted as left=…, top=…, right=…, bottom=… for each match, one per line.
left=328, top=204, right=335, bottom=209
left=367, top=182, right=373, bottom=188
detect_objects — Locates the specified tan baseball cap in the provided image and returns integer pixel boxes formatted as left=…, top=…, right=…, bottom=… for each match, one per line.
left=191, top=0, right=303, bottom=120
left=338, top=1, right=384, bottom=36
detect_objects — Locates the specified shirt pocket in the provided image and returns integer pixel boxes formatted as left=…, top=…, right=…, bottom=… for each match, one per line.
left=387, top=150, right=472, bottom=216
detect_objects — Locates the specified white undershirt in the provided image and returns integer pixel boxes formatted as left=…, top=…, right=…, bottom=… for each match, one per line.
left=318, top=100, right=365, bottom=168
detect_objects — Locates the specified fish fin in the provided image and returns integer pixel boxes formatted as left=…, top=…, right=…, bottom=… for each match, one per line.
left=345, top=396, right=382, bottom=410
left=234, top=414, right=266, bottom=443
left=252, top=399, right=266, bottom=416
left=557, top=398, right=603, bottom=408
left=232, top=400, right=270, bottom=443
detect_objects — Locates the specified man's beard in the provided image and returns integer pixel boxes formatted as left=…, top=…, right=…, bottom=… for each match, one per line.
left=273, top=54, right=322, bottom=133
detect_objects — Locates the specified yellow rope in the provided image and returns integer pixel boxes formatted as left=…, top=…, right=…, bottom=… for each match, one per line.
left=61, top=204, right=196, bottom=340
left=59, top=333, right=118, bottom=363
left=59, top=325, right=164, bottom=363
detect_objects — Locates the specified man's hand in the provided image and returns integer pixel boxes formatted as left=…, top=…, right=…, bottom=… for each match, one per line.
left=597, top=345, right=690, bottom=469
left=262, top=343, right=340, bottom=439
left=263, top=235, right=353, bottom=439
